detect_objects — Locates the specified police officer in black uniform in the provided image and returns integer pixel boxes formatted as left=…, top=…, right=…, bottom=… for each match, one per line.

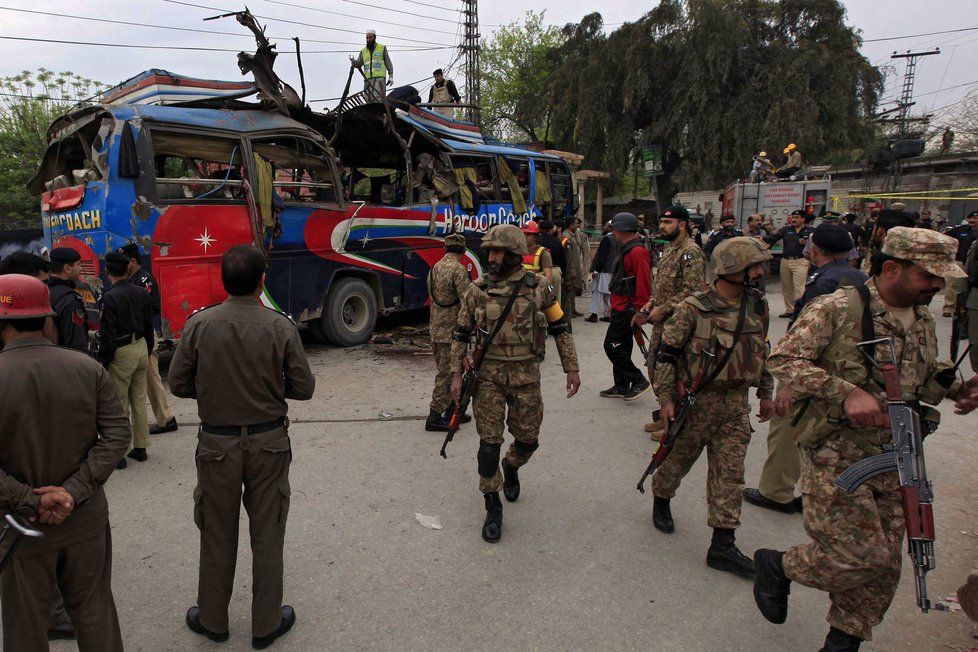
left=704, top=213, right=744, bottom=259
left=47, top=247, right=89, bottom=352
left=947, top=210, right=978, bottom=264
left=790, top=223, right=867, bottom=321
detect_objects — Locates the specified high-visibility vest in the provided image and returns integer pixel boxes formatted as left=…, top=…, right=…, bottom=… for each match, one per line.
left=523, top=245, right=545, bottom=272
left=361, top=44, right=388, bottom=79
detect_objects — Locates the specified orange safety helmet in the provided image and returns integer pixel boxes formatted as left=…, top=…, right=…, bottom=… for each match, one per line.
left=0, top=274, right=56, bottom=319
left=521, top=220, right=540, bottom=235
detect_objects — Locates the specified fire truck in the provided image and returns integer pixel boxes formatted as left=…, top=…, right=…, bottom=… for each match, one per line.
left=721, top=174, right=831, bottom=235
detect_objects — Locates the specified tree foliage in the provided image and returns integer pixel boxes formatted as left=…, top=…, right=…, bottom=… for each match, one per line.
left=0, top=69, right=106, bottom=226
left=480, top=11, right=566, bottom=143
left=486, top=0, right=883, bottom=195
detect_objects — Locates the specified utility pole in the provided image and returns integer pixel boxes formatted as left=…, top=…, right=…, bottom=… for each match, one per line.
left=891, top=49, right=940, bottom=136
left=461, top=0, right=481, bottom=125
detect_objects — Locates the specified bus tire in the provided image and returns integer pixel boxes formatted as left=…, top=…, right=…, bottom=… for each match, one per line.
left=319, top=277, right=377, bottom=346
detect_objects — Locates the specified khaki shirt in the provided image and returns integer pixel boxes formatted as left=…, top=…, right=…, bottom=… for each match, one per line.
left=0, top=337, right=130, bottom=553
left=169, top=296, right=315, bottom=426
left=428, top=254, right=471, bottom=343
left=561, top=230, right=582, bottom=288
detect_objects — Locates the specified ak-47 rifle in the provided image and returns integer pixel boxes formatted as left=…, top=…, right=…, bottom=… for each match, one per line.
left=0, top=513, right=43, bottom=573
left=834, top=337, right=952, bottom=613
left=633, top=325, right=649, bottom=358
left=622, top=275, right=650, bottom=359
left=951, top=301, right=968, bottom=360
left=636, top=350, right=714, bottom=492
left=440, top=282, right=522, bottom=458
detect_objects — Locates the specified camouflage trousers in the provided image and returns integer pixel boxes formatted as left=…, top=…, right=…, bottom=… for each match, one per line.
left=651, top=388, right=751, bottom=529
left=473, top=375, right=543, bottom=493
left=783, top=436, right=904, bottom=641
left=429, top=342, right=455, bottom=413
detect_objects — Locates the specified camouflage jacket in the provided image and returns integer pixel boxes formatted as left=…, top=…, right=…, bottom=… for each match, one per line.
left=428, top=255, right=471, bottom=343
left=654, top=286, right=773, bottom=403
left=451, top=267, right=579, bottom=386
left=561, top=230, right=582, bottom=287
left=653, top=234, right=707, bottom=317
left=767, top=281, right=961, bottom=452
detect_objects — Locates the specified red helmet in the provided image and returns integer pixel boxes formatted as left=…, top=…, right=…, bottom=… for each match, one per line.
left=0, top=274, right=56, bottom=320
left=521, top=220, right=540, bottom=234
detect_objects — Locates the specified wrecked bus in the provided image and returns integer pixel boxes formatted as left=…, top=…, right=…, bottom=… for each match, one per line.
left=33, top=89, right=577, bottom=346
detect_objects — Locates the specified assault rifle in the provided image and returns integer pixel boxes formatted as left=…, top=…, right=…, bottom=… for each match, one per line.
left=0, top=513, right=43, bottom=573
left=440, top=327, right=488, bottom=458
left=633, top=325, right=649, bottom=358
left=834, top=337, right=946, bottom=613
left=950, top=304, right=967, bottom=360
left=636, top=350, right=714, bottom=492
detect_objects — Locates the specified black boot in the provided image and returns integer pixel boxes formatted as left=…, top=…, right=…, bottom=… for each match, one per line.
left=706, top=528, right=755, bottom=578
left=652, top=496, right=674, bottom=533
left=425, top=409, right=451, bottom=432
left=753, top=548, right=791, bottom=623
left=819, top=627, right=862, bottom=652
left=501, top=458, right=520, bottom=502
left=442, top=406, right=471, bottom=424
left=482, top=492, right=502, bottom=543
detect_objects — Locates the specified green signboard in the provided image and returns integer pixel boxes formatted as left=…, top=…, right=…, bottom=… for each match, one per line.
left=641, top=146, right=663, bottom=178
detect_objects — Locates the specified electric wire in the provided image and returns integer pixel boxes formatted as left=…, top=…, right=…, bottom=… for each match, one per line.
left=0, top=35, right=452, bottom=54
left=259, top=0, right=459, bottom=35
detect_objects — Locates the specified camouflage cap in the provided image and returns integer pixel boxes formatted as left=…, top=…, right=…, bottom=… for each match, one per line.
left=481, top=223, right=529, bottom=255
left=711, top=236, right=773, bottom=275
left=881, top=226, right=966, bottom=278
left=444, top=233, right=466, bottom=248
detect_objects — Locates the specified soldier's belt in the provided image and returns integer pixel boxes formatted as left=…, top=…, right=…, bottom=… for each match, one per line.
left=201, top=417, right=287, bottom=436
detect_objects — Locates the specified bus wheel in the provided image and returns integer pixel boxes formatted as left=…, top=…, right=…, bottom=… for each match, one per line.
left=320, top=277, right=377, bottom=346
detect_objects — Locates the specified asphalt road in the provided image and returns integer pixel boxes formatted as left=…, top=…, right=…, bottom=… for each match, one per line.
left=25, top=285, right=978, bottom=651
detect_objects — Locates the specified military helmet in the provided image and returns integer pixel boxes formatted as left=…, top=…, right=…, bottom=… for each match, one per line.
left=711, top=237, right=773, bottom=275
left=482, top=223, right=529, bottom=255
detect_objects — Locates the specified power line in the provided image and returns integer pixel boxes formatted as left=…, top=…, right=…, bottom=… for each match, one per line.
left=864, top=25, right=978, bottom=44
left=915, top=79, right=978, bottom=98
left=0, top=5, right=365, bottom=46
left=259, top=0, right=459, bottom=35
left=163, top=0, right=445, bottom=46
left=262, top=0, right=460, bottom=27
left=0, top=35, right=452, bottom=54
left=396, top=0, right=459, bottom=14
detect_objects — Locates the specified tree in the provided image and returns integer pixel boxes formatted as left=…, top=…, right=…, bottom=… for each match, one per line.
left=0, top=69, right=106, bottom=227
left=542, top=0, right=883, bottom=194
left=480, top=11, right=566, bottom=143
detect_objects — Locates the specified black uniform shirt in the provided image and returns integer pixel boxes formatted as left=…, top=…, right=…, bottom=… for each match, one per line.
left=947, top=224, right=977, bottom=263
left=47, top=277, right=89, bottom=352
left=130, top=266, right=162, bottom=331
left=97, top=279, right=154, bottom=367
left=764, top=225, right=814, bottom=258
left=538, top=232, right=566, bottom=271
left=791, top=258, right=868, bottom=321
left=704, top=227, right=744, bottom=258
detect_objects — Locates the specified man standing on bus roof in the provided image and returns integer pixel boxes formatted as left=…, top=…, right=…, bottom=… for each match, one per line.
left=764, top=210, right=814, bottom=317
left=98, top=252, right=154, bottom=466
left=451, top=224, right=580, bottom=543
left=47, top=247, right=89, bottom=352
left=169, top=245, right=315, bottom=649
left=350, top=29, right=393, bottom=102
left=120, top=243, right=179, bottom=436
left=426, top=233, right=472, bottom=432
left=428, top=68, right=460, bottom=118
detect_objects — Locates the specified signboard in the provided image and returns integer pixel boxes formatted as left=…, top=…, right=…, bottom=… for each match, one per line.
left=759, top=184, right=802, bottom=206
left=641, top=146, right=664, bottom=178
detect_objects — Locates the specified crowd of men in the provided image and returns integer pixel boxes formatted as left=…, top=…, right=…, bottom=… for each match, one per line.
left=2, top=199, right=977, bottom=651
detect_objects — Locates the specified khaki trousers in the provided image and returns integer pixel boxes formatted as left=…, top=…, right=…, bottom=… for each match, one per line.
left=1, top=525, right=122, bottom=652
left=193, top=426, right=292, bottom=638
left=109, top=339, right=150, bottom=449
left=756, top=413, right=801, bottom=503
left=146, top=335, right=174, bottom=427
left=780, top=258, right=809, bottom=313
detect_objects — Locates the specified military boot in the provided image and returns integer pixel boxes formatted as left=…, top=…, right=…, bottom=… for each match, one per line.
left=706, top=528, right=755, bottom=578
left=425, top=409, right=451, bottom=432
left=652, top=496, right=674, bottom=533
left=482, top=492, right=503, bottom=543
left=819, top=627, right=862, bottom=651
left=442, top=406, right=471, bottom=424
left=753, top=549, right=791, bottom=623
left=501, top=458, right=520, bottom=502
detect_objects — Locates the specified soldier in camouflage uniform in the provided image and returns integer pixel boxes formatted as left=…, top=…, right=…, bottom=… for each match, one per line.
left=638, top=205, right=707, bottom=437
left=451, top=224, right=581, bottom=543
left=650, top=237, right=775, bottom=578
left=753, top=227, right=978, bottom=651
left=426, top=234, right=472, bottom=432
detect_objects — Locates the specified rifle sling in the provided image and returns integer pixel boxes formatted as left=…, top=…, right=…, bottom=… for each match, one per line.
left=855, top=284, right=876, bottom=381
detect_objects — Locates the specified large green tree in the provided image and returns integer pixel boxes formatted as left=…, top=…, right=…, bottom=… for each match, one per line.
left=538, top=0, right=883, bottom=193
left=480, top=11, right=566, bottom=143
left=0, top=69, right=105, bottom=227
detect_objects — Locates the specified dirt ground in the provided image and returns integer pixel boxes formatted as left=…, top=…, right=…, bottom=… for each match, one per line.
left=6, top=284, right=978, bottom=651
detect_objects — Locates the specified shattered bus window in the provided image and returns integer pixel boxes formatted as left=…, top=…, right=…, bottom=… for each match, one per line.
left=252, top=136, right=338, bottom=205
left=150, top=131, right=245, bottom=202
